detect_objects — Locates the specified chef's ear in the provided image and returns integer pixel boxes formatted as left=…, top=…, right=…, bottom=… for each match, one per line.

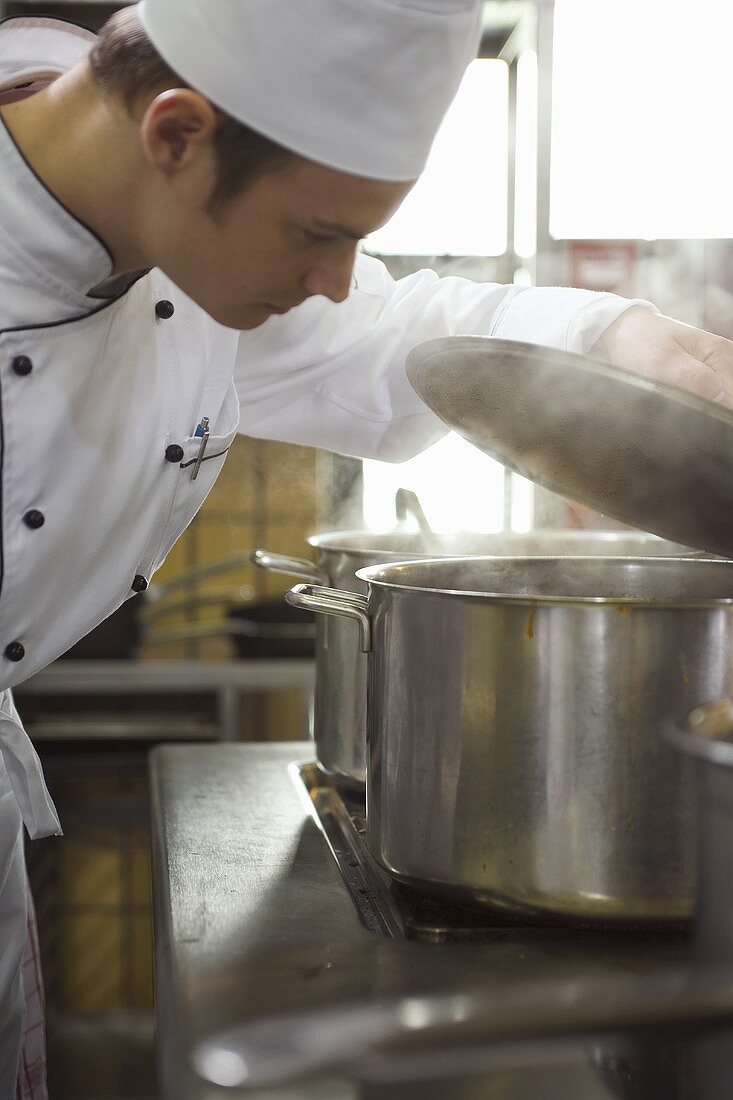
left=139, top=88, right=218, bottom=176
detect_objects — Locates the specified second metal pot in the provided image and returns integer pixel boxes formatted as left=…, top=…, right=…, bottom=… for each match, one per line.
left=289, top=556, right=733, bottom=921
left=667, top=703, right=733, bottom=962
left=256, top=531, right=694, bottom=788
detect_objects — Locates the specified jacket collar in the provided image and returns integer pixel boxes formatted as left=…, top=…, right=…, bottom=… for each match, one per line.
left=0, top=16, right=114, bottom=317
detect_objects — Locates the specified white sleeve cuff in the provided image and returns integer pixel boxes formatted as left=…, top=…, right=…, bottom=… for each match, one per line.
left=491, top=286, right=659, bottom=354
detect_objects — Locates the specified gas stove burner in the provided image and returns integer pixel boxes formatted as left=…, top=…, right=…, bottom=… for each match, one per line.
left=292, top=762, right=689, bottom=946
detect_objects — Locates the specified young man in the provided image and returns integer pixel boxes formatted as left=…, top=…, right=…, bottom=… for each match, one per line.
left=0, top=2, right=732, bottom=1095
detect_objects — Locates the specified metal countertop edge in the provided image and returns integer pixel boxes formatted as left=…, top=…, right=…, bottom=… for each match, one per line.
left=149, top=746, right=196, bottom=1100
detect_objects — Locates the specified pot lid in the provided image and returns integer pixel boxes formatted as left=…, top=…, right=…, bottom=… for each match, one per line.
left=406, top=337, right=733, bottom=558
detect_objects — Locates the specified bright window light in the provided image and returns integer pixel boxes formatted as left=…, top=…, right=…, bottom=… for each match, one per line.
left=367, top=59, right=509, bottom=256
left=510, top=474, right=534, bottom=532
left=514, top=50, right=538, bottom=259
left=551, top=0, right=733, bottom=239
left=362, top=434, right=506, bottom=534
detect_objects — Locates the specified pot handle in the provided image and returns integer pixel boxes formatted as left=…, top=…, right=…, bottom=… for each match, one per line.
left=194, top=965, right=729, bottom=1091
left=251, top=549, right=326, bottom=585
left=286, top=584, right=371, bottom=653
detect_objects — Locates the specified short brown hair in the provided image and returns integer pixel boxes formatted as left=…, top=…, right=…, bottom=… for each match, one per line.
left=90, top=8, right=296, bottom=210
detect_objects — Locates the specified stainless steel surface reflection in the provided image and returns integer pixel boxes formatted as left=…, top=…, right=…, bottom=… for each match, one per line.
left=351, top=557, right=733, bottom=921
left=196, top=968, right=733, bottom=1095
left=406, top=336, right=733, bottom=557
left=258, top=531, right=694, bottom=788
left=668, top=707, right=733, bottom=966
left=152, top=743, right=730, bottom=1100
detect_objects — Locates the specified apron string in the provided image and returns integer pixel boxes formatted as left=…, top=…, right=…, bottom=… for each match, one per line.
left=0, top=691, right=61, bottom=840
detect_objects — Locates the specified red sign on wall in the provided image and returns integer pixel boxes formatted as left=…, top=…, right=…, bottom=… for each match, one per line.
left=566, top=241, right=639, bottom=297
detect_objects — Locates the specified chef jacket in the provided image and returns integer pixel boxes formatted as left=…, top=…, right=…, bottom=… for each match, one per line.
left=0, top=15, right=651, bottom=839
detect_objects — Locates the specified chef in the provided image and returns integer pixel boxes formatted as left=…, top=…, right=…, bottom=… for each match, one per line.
left=1, top=0, right=733, bottom=1095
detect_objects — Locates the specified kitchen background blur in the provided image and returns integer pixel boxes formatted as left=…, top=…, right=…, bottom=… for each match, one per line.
left=5, top=0, right=733, bottom=1096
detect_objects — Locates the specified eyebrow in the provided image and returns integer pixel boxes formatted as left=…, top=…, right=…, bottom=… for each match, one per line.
left=311, top=219, right=365, bottom=241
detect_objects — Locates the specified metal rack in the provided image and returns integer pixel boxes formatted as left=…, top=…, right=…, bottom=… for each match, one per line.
left=15, top=658, right=315, bottom=742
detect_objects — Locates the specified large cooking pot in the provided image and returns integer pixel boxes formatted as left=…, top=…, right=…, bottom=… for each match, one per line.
left=667, top=702, right=733, bottom=962
left=256, top=531, right=695, bottom=789
left=287, top=556, right=733, bottom=921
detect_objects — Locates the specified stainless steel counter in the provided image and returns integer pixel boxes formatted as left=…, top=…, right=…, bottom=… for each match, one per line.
left=151, top=743, right=362, bottom=1100
left=150, top=743, right=704, bottom=1100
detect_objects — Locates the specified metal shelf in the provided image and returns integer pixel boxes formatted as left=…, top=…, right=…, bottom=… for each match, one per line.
left=15, top=659, right=316, bottom=741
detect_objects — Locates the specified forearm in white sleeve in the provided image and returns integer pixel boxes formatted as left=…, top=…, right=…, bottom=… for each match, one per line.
left=234, top=253, right=656, bottom=462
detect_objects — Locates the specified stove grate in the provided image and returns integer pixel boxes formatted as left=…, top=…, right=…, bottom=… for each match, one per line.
left=292, top=762, right=688, bottom=946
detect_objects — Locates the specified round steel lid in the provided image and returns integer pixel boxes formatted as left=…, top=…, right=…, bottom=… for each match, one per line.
left=407, top=336, right=733, bottom=558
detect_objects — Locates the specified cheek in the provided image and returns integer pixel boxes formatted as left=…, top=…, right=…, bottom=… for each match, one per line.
left=173, top=213, right=305, bottom=314
left=222, top=212, right=304, bottom=285
left=197, top=244, right=256, bottom=304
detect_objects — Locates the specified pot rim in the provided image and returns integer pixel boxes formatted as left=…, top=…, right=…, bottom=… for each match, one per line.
left=307, top=530, right=427, bottom=559
left=355, top=555, right=733, bottom=607
left=307, top=529, right=686, bottom=558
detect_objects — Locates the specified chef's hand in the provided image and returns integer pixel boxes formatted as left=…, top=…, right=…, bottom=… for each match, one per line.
left=591, top=305, right=733, bottom=407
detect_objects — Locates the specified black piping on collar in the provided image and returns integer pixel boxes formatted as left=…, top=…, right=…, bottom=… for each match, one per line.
left=0, top=267, right=150, bottom=337
left=0, top=13, right=115, bottom=283
left=0, top=111, right=115, bottom=281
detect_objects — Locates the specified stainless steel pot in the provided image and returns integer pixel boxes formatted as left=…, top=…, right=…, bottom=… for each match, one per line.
left=665, top=705, right=733, bottom=1099
left=667, top=702, right=733, bottom=962
left=288, top=556, right=733, bottom=921
left=256, top=531, right=693, bottom=789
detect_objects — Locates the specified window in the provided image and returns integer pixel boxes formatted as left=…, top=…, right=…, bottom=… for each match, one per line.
left=367, top=59, right=509, bottom=257
left=551, top=0, right=733, bottom=240
left=362, top=434, right=508, bottom=533
left=363, top=50, right=535, bottom=531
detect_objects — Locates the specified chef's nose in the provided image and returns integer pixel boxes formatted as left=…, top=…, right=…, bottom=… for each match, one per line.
left=302, top=252, right=356, bottom=304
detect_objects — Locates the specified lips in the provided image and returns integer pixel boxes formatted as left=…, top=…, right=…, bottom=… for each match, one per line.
left=263, top=298, right=308, bottom=314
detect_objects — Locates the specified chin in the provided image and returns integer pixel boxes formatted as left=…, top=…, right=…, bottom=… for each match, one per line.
left=213, top=302, right=283, bottom=330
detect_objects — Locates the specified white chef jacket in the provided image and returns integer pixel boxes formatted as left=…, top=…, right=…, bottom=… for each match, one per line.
left=0, top=14, right=653, bottom=1096
left=0, top=14, right=651, bottom=838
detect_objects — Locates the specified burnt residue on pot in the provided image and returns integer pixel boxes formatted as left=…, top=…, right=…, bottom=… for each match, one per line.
left=360, top=556, right=733, bottom=921
left=525, top=602, right=537, bottom=638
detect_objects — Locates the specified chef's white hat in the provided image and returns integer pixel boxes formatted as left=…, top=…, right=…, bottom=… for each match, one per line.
left=137, top=0, right=483, bottom=181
